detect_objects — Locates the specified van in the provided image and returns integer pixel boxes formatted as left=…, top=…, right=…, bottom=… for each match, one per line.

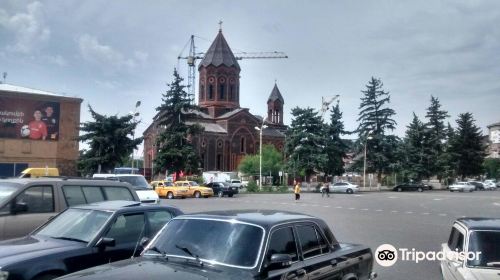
left=0, top=178, right=140, bottom=240
left=93, top=174, right=160, bottom=204
left=18, top=168, right=59, bottom=178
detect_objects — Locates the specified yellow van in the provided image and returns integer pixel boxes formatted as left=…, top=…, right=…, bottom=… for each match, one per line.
left=18, top=168, right=59, bottom=178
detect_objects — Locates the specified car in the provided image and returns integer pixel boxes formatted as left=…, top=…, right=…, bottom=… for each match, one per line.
left=321, top=181, right=359, bottom=194
left=392, top=183, right=431, bottom=192
left=150, top=180, right=189, bottom=199
left=56, top=210, right=377, bottom=280
left=93, top=174, right=160, bottom=204
left=205, top=181, right=238, bottom=197
left=441, top=217, right=500, bottom=280
left=174, top=180, right=214, bottom=198
left=449, top=182, right=475, bottom=192
left=468, top=181, right=485, bottom=191
left=482, top=181, right=497, bottom=190
left=0, top=178, right=140, bottom=240
left=0, top=200, right=182, bottom=280
left=229, top=179, right=243, bottom=189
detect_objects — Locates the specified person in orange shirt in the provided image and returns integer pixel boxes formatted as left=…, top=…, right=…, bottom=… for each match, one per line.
left=294, top=179, right=301, bottom=201
left=28, top=110, right=47, bottom=140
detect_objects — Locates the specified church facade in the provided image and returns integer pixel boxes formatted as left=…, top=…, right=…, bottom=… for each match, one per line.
left=143, top=30, right=287, bottom=173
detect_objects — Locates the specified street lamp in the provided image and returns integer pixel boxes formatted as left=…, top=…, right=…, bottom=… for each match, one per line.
left=130, top=101, right=141, bottom=174
left=363, top=131, right=373, bottom=190
left=254, top=123, right=268, bottom=190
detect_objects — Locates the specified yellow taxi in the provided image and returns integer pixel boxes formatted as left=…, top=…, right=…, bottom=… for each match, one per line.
left=150, top=180, right=189, bottom=199
left=174, top=181, right=214, bottom=198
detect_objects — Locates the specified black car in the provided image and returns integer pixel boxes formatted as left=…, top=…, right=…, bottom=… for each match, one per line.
left=393, top=183, right=431, bottom=192
left=468, top=181, right=485, bottom=191
left=57, top=210, right=376, bottom=280
left=205, top=182, right=238, bottom=197
left=0, top=200, right=182, bottom=280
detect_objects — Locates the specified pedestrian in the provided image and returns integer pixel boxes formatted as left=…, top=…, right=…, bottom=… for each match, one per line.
left=321, top=182, right=330, bottom=198
left=294, top=180, right=301, bottom=201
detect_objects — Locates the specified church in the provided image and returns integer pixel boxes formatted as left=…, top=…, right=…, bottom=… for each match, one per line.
left=143, top=29, right=287, bottom=173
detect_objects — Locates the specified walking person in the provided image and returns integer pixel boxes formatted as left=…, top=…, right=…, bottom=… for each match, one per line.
left=321, top=182, right=330, bottom=198
left=294, top=180, right=301, bottom=201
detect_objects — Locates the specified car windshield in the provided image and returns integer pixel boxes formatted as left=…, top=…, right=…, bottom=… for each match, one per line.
left=36, top=208, right=112, bottom=243
left=0, top=184, right=18, bottom=205
left=147, top=218, right=264, bottom=268
left=118, top=176, right=151, bottom=190
left=467, top=230, right=500, bottom=268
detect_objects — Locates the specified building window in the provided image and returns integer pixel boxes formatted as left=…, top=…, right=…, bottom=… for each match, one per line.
left=217, top=154, right=222, bottom=170
left=240, top=137, right=246, bottom=153
left=200, top=85, right=205, bottom=100
left=217, top=140, right=223, bottom=148
left=201, top=153, right=205, bottom=169
left=219, top=84, right=225, bottom=100
left=229, top=85, right=234, bottom=100
left=208, top=85, right=214, bottom=100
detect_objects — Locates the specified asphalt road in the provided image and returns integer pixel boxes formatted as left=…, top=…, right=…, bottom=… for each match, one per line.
left=161, top=189, right=500, bottom=280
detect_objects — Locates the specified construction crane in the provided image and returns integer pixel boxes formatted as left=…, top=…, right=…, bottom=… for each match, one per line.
left=178, top=35, right=288, bottom=100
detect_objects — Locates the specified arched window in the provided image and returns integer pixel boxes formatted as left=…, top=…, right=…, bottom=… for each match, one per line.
left=219, top=84, right=225, bottom=99
left=200, top=85, right=205, bottom=100
left=240, top=137, right=246, bottom=153
left=208, top=85, right=214, bottom=100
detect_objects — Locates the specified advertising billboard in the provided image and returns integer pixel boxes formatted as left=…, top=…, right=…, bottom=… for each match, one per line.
left=0, top=96, right=60, bottom=141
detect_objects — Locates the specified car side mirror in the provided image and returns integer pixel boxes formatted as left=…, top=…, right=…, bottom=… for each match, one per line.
left=11, top=202, right=28, bottom=214
left=140, top=237, right=150, bottom=247
left=96, top=237, right=115, bottom=248
left=267, top=254, right=292, bottom=270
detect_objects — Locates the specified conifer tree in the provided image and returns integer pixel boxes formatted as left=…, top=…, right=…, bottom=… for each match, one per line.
left=324, top=103, right=348, bottom=177
left=425, top=96, right=449, bottom=179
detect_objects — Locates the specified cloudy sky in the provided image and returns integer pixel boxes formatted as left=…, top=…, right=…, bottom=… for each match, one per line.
left=1, top=0, right=499, bottom=153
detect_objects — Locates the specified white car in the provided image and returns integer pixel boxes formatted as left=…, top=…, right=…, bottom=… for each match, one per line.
left=93, top=174, right=160, bottom=204
left=449, top=182, right=475, bottom=192
left=322, top=182, right=359, bottom=194
left=441, top=218, right=500, bottom=280
left=483, top=181, right=497, bottom=190
left=229, top=179, right=243, bottom=189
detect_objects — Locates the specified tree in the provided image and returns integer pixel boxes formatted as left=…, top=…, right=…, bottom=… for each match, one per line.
left=154, top=69, right=203, bottom=178
left=483, top=158, right=500, bottom=179
left=401, top=113, right=431, bottom=180
left=356, top=77, right=397, bottom=181
left=78, top=105, right=142, bottom=174
left=324, top=103, right=348, bottom=177
left=285, top=107, right=327, bottom=180
left=238, top=144, right=283, bottom=184
left=439, top=122, right=458, bottom=185
left=449, top=113, right=485, bottom=179
left=425, top=96, right=449, bottom=179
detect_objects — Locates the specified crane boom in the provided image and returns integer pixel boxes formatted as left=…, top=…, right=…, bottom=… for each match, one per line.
left=234, top=51, right=288, bottom=60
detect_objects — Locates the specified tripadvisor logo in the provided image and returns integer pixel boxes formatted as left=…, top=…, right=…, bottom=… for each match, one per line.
left=374, top=244, right=481, bottom=267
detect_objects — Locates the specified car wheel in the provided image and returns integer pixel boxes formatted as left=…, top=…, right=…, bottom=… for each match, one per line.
left=167, top=192, right=174, bottom=199
left=397, top=187, right=402, bottom=192
left=469, top=189, right=474, bottom=192
left=228, top=193, right=234, bottom=197
left=417, top=187, right=423, bottom=192
left=218, top=191, right=223, bottom=198
left=194, top=191, right=201, bottom=198
left=346, top=189, right=353, bottom=194
left=449, top=189, right=453, bottom=192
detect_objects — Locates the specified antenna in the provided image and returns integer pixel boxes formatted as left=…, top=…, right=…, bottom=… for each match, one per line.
left=2, top=72, right=6, bottom=84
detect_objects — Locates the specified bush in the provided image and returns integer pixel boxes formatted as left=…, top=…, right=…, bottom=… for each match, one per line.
left=246, top=181, right=259, bottom=192
left=262, top=186, right=273, bottom=192
left=277, top=185, right=289, bottom=193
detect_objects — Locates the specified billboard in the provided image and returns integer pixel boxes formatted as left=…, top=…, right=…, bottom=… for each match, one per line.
left=0, top=96, right=60, bottom=141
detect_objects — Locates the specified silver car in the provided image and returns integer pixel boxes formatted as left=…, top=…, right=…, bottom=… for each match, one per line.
left=449, top=182, right=475, bottom=192
left=322, top=182, right=359, bottom=194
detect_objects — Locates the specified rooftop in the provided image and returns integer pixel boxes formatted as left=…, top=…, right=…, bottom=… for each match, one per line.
left=457, top=217, right=500, bottom=230
left=0, top=83, right=64, bottom=97
left=199, top=30, right=240, bottom=70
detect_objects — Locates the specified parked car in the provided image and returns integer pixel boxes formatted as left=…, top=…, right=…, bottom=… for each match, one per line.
left=150, top=180, right=189, bottom=199
left=0, top=178, right=140, bottom=240
left=93, top=174, right=160, bottom=204
left=0, top=200, right=182, bottom=280
left=321, top=182, right=359, bottom=194
left=483, top=180, right=497, bottom=190
left=205, top=182, right=238, bottom=197
left=229, top=179, right=243, bottom=189
left=449, top=182, right=475, bottom=192
left=468, top=181, right=485, bottom=191
left=441, top=217, right=500, bottom=280
left=57, top=210, right=377, bottom=280
left=392, top=183, right=431, bottom=192
left=174, top=180, right=214, bottom=198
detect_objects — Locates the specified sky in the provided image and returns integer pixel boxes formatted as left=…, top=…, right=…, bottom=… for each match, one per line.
left=1, top=0, right=499, bottom=155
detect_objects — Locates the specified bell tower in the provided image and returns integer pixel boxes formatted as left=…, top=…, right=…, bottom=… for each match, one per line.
left=198, top=29, right=240, bottom=117
left=267, top=83, right=284, bottom=125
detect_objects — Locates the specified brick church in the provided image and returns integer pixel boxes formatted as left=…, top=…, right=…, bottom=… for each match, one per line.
left=143, top=29, right=287, bottom=173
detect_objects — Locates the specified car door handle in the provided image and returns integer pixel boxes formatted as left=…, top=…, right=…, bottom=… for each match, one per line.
left=296, top=269, right=306, bottom=276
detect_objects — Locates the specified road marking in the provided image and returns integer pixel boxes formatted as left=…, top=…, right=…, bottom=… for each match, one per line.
left=422, top=213, right=430, bottom=215
left=355, top=195, right=362, bottom=197
left=388, top=196, right=398, bottom=199
left=494, top=202, right=500, bottom=206
left=439, top=213, right=447, bottom=216
left=391, top=210, right=399, bottom=213
left=361, top=208, right=369, bottom=211
left=376, top=209, right=383, bottom=212
left=348, top=207, right=356, bottom=210
left=433, top=198, right=442, bottom=201
left=406, top=211, right=414, bottom=214
left=323, top=205, right=330, bottom=208
left=335, top=206, right=343, bottom=209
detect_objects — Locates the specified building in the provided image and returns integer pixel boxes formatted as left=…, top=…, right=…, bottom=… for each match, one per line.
left=487, top=121, right=500, bottom=158
left=0, top=84, right=82, bottom=176
left=143, top=29, right=287, bottom=174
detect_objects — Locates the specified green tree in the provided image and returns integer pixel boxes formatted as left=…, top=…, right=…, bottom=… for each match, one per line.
left=449, top=113, right=485, bottom=179
left=425, top=96, right=449, bottom=179
left=78, top=105, right=142, bottom=174
left=285, top=107, right=327, bottom=180
left=356, top=77, right=397, bottom=181
left=439, top=122, right=458, bottom=185
left=238, top=144, right=283, bottom=184
left=401, top=113, right=431, bottom=180
left=324, top=103, right=348, bottom=177
left=154, top=69, right=203, bottom=178
left=483, top=158, right=500, bottom=179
